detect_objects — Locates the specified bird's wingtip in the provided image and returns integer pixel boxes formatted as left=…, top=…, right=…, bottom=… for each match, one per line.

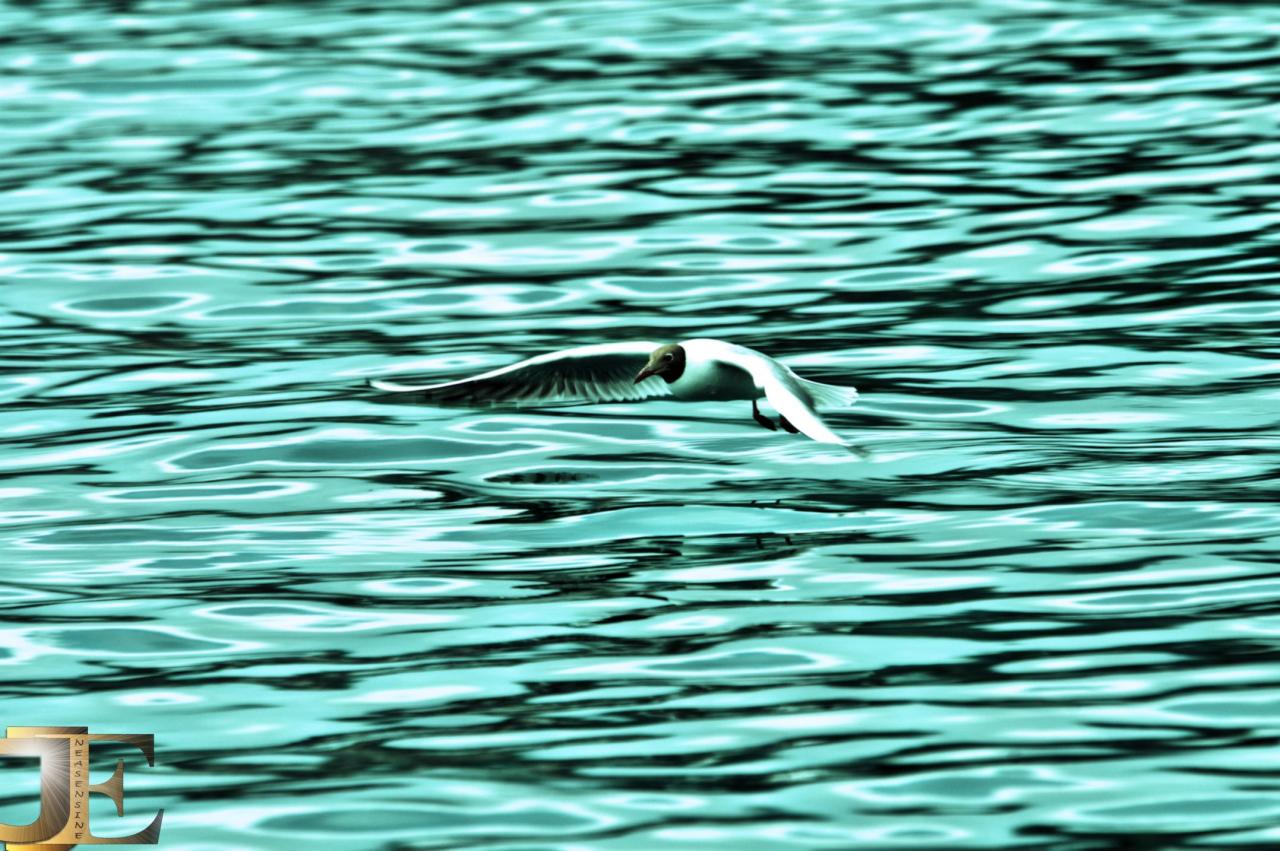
left=370, top=377, right=422, bottom=393
left=816, top=434, right=869, bottom=458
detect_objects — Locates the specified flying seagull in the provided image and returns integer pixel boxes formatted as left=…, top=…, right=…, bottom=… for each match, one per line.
left=371, top=338, right=859, bottom=446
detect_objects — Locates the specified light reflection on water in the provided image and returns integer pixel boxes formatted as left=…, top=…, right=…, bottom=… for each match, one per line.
left=2, top=0, right=1280, bottom=847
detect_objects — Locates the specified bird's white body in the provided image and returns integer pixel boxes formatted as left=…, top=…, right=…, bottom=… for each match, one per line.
left=371, top=338, right=859, bottom=447
left=667, top=339, right=762, bottom=402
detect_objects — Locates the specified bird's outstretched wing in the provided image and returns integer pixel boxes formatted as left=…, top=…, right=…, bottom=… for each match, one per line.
left=705, top=342, right=851, bottom=446
left=763, top=379, right=848, bottom=445
left=370, top=341, right=671, bottom=406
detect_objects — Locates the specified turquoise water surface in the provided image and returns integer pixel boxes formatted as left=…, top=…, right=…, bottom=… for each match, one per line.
left=3, top=1, right=1280, bottom=848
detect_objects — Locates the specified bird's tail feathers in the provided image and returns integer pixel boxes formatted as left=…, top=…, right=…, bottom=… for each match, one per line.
left=800, top=378, right=859, bottom=409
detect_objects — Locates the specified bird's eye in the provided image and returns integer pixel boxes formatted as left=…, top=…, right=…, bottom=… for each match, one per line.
left=663, top=353, right=673, bottom=362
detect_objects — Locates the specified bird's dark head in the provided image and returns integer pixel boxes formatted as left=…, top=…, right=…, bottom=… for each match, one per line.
left=634, top=343, right=686, bottom=384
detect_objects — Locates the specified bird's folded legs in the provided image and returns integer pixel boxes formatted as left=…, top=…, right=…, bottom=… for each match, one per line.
left=751, top=399, right=777, bottom=431
left=752, top=399, right=801, bottom=434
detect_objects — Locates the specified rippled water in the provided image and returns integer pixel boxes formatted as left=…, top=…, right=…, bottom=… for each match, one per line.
left=3, top=0, right=1280, bottom=848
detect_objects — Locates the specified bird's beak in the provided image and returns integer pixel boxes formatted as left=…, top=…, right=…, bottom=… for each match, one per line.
left=634, top=365, right=656, bottom=384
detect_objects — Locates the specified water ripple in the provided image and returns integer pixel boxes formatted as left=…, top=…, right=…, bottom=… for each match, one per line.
left=2, top=0, right=1279, bottom=847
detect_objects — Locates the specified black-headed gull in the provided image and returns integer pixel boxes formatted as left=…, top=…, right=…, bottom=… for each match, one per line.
left=371, top=338, right=859, bottom=446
